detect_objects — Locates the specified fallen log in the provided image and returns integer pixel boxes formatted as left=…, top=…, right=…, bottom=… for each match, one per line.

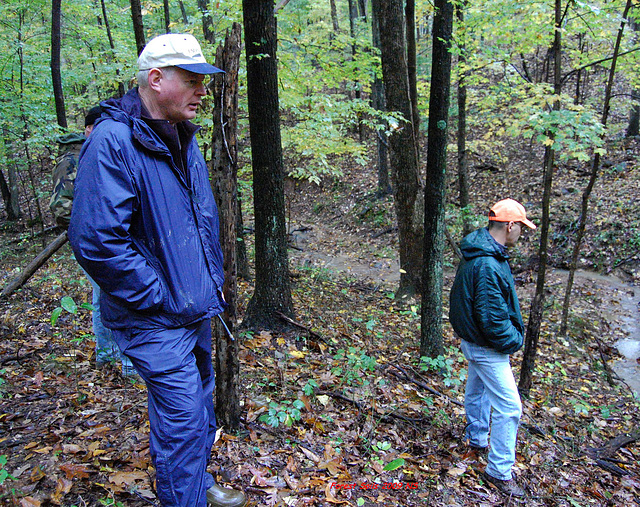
left=1, top=231, right=69, bottom=298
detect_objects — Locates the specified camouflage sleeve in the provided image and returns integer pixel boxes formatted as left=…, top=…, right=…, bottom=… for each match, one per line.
left=49, top=150, right=79, bottom=227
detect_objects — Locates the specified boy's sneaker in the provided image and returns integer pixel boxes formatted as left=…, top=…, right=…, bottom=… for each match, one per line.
left=482, top=471, right=525, bottom=497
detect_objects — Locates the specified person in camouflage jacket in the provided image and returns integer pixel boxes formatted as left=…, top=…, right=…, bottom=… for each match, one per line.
left=49, top=132, right=86, bottom=226
left=50, top=106, right=135, bottom=376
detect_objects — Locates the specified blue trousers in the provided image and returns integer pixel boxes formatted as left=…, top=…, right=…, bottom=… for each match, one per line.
left=461, top=340, right=522, bottom=481
left=112, top=320, right=216, bottom=506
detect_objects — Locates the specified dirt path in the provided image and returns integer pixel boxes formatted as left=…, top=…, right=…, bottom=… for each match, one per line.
left=289, top=223, right=640, bottom=394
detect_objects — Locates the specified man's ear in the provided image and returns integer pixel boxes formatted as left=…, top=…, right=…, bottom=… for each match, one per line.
left=147, top=68, right=163, bottom=92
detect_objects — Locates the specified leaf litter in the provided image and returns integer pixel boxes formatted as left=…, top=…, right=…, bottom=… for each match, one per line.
left=0, top=138, right=639, bottom=506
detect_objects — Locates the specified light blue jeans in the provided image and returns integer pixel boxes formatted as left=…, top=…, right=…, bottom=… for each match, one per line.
left=84, top=271, right=135, bottom=375
left=461, top=340, right=522, bottom=481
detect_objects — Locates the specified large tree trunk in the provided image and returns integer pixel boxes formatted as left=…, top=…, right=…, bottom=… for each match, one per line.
left=420, top=0, right=454, bottom=359
left=456, top=1, right=472, bottom=237
left=130, top=0, right=146, bottom=55
left=242, top=0, right=294, bottom=329
left=51, top=0, right=67, bottom=129
left=559, top=0, right=633, bottom=337
left=210, top=23, right=242, bottom=431
left=371, top=0, right=423, bottom=298
left=371, top=8, right=391, bottom=197
left=519, top=0, right=563, bottom=396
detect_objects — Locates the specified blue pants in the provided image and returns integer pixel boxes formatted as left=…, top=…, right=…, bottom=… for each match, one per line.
left=461, top=340, right=522, bottom=481
left=112, top=320, right=216, bottom=506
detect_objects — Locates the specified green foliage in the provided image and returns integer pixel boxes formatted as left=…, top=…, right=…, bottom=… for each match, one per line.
left=303, top=378, right=319, bottom=396
left=332, top=347, right=377, bottom=386
left=259, top=399, right=305, bottom=428
left=420, top=347, right=467, bottom=389
left=0, top=455, right=15, bottom=485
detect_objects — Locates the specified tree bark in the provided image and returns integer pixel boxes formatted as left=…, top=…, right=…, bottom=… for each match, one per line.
left=456, top=1, right=472, bottom=237
left=371, top=8, right=391, bottom=197
left=420, top=0, right=454, bottom=359
left=406, top=0, right=420, bottom=152
left=372, top=0, right=423, bottom=298
left=198, top=0, right=215, bottom=44
left=559, top=0, right=634, bottom=337
left=330, top=0, right=340, bottom=32
left=130, top=0, right=146, bottom=55
left=178, top=0, right=189, bottom=24
left=163, top=0, right=171, bottom=33
left=210, top=23, right=242, bottom=431
left=242, top=0, right=294, bottom=329
left=2, top=131, right=22, bottom=221
left=519, top=0, right=563, bottom=396
left=51, top=0, right=67, bottom=129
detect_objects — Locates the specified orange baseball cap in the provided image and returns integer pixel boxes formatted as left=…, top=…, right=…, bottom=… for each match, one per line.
left=489, top=198, right=536, bottom=229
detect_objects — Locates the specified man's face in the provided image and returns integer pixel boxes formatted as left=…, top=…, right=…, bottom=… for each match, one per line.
left=505, top=221, right=522, bottom=248
left=156, top=67, right=207, bottom=124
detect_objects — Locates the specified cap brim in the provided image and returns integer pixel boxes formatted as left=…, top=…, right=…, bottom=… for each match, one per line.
left=175, top=62, right=224, bottom=74
left=522, top=218, right=537, bottom=230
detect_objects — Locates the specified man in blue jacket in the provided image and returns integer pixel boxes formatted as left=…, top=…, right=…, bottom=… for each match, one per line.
left=449, top=198, right=536, bottom=498
left=69, top=34, right=246, bottom=507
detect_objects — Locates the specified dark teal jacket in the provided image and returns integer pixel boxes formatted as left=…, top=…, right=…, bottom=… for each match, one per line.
left=449, top=227, right=524, bottom=355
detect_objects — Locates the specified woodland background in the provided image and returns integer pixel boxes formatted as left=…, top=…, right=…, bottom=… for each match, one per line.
left=0, top=0, right=639, bottom=505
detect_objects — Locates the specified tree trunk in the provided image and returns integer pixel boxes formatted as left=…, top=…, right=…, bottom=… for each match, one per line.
left=371, top=0, right=423, bottom=298
left=406, top=0, right=420, bottom=152
left=178, top=0, right=189, bottom=24
left=0, top=168, right=20, bottom=221
left=519, top=0, right=563, bottom=396
left=330, top=0, right=340, bottom=32
left=210, top=23, right=242, bottom=431
left=559, top=0, right=633, bottom=336
left=348, top=0, right=364, bottom=140
left=456, top=2, right=472, bottom=237
left=420, top=0, right=454, bottom=359
left=198, top=0, right=215, bottom=44
left=163, top=0, right=171, bottom=33
left=236, top=194, right=251, bottom=280
left=130, top=0, right=146, bottom=55
left=100, top=0, right=126, bottom=97
left=51, top=0, right=67, bottom=129
left=626, top=18, right=639, bottom=137
left=242, top=0, right=294, bottom=329
left=371, top=8, right=391, bottom=197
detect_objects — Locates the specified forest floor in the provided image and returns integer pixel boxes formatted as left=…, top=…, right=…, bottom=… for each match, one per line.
left=1, top=135, right=640, bottom=507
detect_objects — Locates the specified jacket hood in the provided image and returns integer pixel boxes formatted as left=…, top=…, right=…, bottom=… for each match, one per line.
left=459, top=227, right=509, bottom=261
left=57, top=133, right=86, bottom=145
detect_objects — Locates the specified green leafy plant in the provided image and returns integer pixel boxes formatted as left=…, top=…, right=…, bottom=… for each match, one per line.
left=259, top=399, right=305, bottom=428
left=420, top=347, right=466, bottom=389
left=332, top=347, right=377, bottom=386
left=0, top=455, right=15, bottom=485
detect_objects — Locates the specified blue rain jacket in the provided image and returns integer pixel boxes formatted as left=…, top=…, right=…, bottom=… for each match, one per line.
left=68, top=88, right=225, bottom=330
left=449, top=227, right=524, bottom=355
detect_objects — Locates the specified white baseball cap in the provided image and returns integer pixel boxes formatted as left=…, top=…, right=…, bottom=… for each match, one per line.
left=137, top=33, right=223, bottom=75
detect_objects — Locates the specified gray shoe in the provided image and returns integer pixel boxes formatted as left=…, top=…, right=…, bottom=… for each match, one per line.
left=206, top=483, right=247, bottom=507
left=482, top=471, right=525, bottom=497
